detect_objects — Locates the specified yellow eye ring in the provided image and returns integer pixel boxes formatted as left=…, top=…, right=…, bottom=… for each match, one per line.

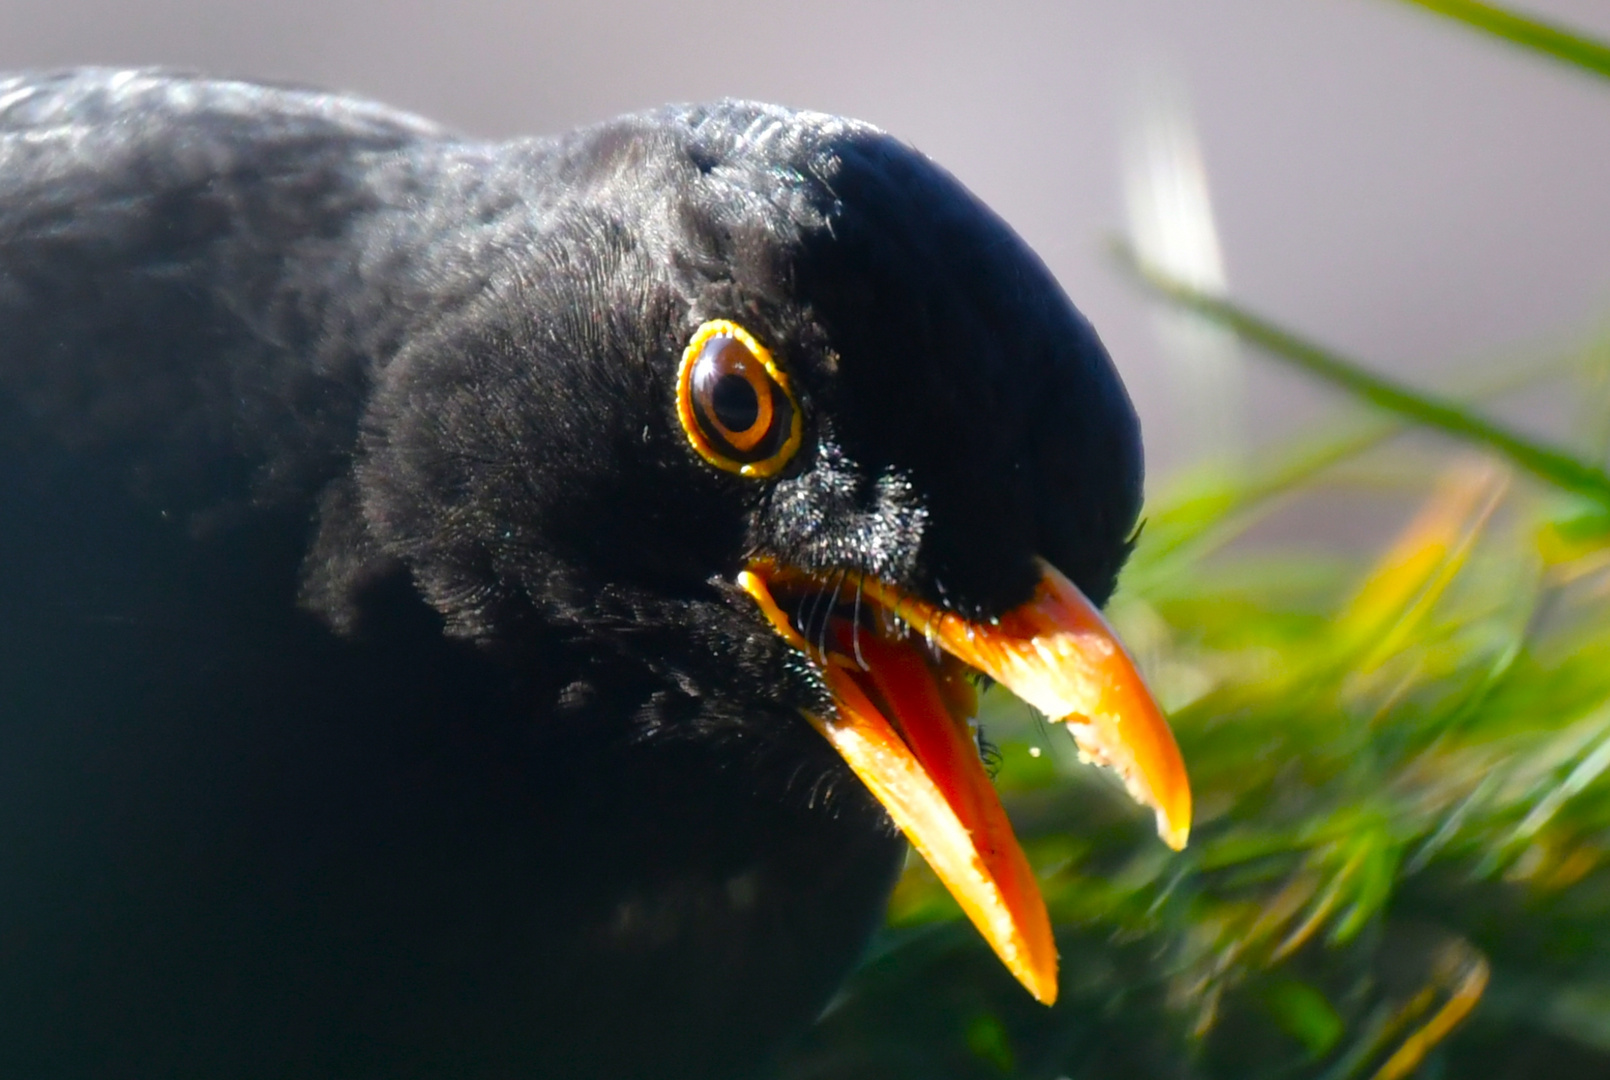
left=676, top=320, right=804, bottom=478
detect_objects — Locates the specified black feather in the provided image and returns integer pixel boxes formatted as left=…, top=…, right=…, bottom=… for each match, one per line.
left=0, top=69, right=1143, bottom=1078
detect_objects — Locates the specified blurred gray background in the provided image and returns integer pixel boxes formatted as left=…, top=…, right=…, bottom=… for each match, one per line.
left=3, top=0, right=1607, bottom=478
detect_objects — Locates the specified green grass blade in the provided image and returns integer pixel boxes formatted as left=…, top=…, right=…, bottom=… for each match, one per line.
left=1387, top=0, right=1610, bottom=81
left=1114, top=243, right=1610, bottom=508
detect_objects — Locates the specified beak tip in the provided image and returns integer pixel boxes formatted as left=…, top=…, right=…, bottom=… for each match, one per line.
left=1156, top=781, right=1193, bottom=850
left=1011, top=926, right=1061, bottom=1007
left=1159, top=814, right=1190, bottom=851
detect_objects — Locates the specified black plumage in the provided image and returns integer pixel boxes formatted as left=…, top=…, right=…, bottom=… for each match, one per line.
left=0, top=70, right=1146, bottom=1078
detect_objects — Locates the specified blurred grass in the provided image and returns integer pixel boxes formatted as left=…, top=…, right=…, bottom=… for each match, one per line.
left=1113, top=243, right=1610, bottom=510
left=779, top=3, right=1610, bottom=1077
left=1389, top=0, right=1610, bottom=81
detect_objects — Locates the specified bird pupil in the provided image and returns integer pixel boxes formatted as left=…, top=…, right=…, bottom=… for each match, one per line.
left=711, top=374, right=761, bottom=433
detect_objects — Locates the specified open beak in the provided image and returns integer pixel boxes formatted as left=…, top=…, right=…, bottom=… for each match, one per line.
left=737, top=558, right=1190, bottom=1006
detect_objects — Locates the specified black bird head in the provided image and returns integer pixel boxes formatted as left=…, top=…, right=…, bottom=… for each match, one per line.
left=344, top=101, right=1190, bottom=1001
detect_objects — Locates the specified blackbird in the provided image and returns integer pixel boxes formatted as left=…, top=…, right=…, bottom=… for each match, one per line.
left=0, top=70, right=1190, bottom=1079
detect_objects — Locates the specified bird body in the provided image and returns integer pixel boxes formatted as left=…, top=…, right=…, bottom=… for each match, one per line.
left=0, top=71, right=1181, bottom=1078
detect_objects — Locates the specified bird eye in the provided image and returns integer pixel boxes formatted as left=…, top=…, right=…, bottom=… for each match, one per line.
left=676, top=320, right=802, bottom=477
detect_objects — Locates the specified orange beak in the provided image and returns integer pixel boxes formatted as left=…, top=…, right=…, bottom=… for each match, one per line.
left=738, top=558, right=1190, bottom=1006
